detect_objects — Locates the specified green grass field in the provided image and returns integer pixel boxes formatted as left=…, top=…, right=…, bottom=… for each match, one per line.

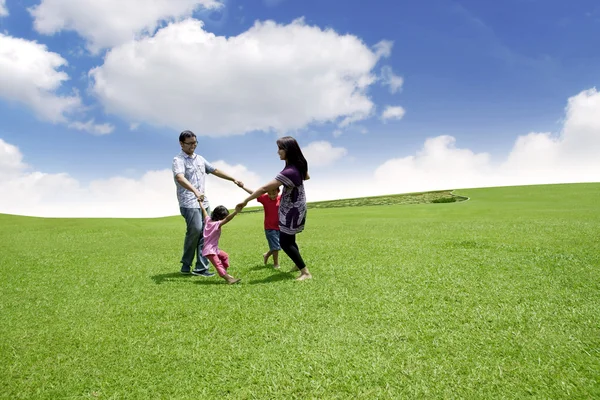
left=1, top=183, right=599, bottom=399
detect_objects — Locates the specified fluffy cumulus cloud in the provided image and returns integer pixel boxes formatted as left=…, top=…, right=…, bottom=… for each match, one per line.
left=373, top=88, right=600, bottom=194
left=303, top=141, right=348, bottom=168
left=90, top=18, right=383, bottom=136
left=29, top=0, right=222, bottom=52
left=0, top=139, right=28, bottom=180
left=374, top=135, right=493, bottom=192
left=381, top=105, right=406, bottom=121
left=0, top=0, right=8, bottom=16
left=0, top=139, right=262, bottom=218
left=0, top=33, right=81, bottom=123
left=500, top=88, right=600, bottom=183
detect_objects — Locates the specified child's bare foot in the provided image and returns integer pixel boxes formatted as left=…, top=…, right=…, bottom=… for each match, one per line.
left=263, top=253, right=269, bottom=265
left=273, top=264, right=280, bottom=269
left=224, top=274, right=241, bottom=284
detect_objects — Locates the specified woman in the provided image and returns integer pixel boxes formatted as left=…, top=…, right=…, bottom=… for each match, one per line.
left=236, top=136, right=312, bottom=281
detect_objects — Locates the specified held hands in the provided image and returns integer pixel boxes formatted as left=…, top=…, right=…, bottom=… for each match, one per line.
left=235, top=201, right=248, bottom=213
left=234, top=180, right=244, bottom=188
left=196, top=193, right=205, bottom=202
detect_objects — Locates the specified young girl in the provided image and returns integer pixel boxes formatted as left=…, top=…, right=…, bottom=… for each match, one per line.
left=236, top=136, right=312, bottom=281
left=241, top=186, right=281, bottom=269
left=198, top=200, right=241, bottom=285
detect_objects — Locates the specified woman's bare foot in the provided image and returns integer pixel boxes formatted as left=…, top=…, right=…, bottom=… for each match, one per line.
left=296, top=273, right=312, bottom=281
left=263, top=253, right=269, bottom=265
left=273, top=264, right=280, bottom=269
left=296, top=268, right=312, bottom=281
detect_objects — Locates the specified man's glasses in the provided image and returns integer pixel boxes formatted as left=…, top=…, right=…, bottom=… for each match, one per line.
left=183, top=141, right=197, bottom=146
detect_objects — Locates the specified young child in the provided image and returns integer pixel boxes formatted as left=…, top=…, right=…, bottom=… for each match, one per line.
left=242, top=186, right=281, bottom=269
left=198, top=199, right=241, bottom=285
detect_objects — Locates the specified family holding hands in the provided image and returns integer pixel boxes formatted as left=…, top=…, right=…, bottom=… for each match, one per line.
left=172, top=130, right=311, bottom=284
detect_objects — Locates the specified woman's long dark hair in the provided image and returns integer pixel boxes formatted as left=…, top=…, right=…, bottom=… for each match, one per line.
left=277, top=136, right=308, bottom=180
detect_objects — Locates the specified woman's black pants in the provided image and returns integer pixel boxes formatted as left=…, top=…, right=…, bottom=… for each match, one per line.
left=279, top=232, right=306, bottom=270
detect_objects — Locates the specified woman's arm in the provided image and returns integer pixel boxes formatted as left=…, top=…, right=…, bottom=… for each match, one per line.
left=236, top=179, right=281, bottom=211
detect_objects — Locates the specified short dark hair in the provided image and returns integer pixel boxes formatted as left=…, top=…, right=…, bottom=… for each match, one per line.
left=211, top=205, right=230, bottom=221
left=179, top=130, right=196, bottom=142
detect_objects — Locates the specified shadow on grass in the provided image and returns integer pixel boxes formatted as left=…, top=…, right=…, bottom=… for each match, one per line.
left=193, top=279, right=230, bottom=285
left=151, top=267, right=297, bottom=285
left=246, top=270, right=296, bottom=285
left=248, top=263, right=276, bottom=271
left=151, top=272, right=198, bottom=285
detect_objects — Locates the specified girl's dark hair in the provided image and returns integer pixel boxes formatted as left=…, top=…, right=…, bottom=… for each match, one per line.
left=179, top=130, right=196, bottom=142
left=276, top=136, right=308, bottom=179
left=211, top=205, right=230, bottom=221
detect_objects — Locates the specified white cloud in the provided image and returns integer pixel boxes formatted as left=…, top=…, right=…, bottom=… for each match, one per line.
left=68, top=119, right=115, bottom=135
left=0, top=33, right=81, bottom=123
left=90, top=18, right=383, bottom=136
left=0, top=0, right=8, bottom=16
left=380, top=66, right=404, bottom=94
left=303, top=141, right=348, bottom=168
left=332, top=124, right=368, bottom=138
left=373, top=88, right=600, bottom=194
left=373, top=40, right=393, bottom=58
left=499, top=88, right=600, bottom=183
left=381, top=105, right=406, bottom=121
left=374, top=135, right=493, bottom=192
left=561, top=87, right=600, bottom=161
left=29, top=0, right=222, bottom=52
left=0, top=139, right=28, bottom=180
left=0, top=141, right=262, bottom=217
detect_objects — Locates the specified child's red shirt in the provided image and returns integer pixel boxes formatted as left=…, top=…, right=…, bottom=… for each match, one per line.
left=257, top=194, right=281, bottom=230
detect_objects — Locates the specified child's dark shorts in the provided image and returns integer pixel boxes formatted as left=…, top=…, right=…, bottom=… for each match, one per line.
left=265, top=229, right=281, bottom=251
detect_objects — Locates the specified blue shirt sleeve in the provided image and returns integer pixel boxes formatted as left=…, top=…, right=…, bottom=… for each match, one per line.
left=203, top=158, right=217, bottom=174
left=172, top=156, right=185, bottom=177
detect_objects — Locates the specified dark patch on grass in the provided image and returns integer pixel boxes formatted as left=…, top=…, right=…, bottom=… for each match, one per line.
left=308, top=190, right=464, bottom=209
left=432, top=197, right=457, bottom=203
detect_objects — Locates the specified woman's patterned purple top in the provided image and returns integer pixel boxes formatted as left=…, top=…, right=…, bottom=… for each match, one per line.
left=275, top=165, right=306, bottom=235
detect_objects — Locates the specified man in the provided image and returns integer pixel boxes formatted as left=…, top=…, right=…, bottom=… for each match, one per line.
left=172, top=130, right=244, bottom=276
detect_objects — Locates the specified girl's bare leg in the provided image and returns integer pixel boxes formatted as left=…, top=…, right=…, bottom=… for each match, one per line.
left=272, top=250, right=280, bottom=269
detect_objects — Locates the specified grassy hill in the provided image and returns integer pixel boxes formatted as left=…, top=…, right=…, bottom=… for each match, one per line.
left=1, top=183, right=599, bottom=399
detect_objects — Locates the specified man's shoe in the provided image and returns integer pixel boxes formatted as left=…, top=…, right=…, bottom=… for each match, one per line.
left=192, top=270, right=215, bottom=277
left=180, top=267, right=191, bottom=274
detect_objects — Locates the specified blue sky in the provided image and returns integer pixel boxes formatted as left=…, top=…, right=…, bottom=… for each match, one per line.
left=1, top=0, right=599, bottom=217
